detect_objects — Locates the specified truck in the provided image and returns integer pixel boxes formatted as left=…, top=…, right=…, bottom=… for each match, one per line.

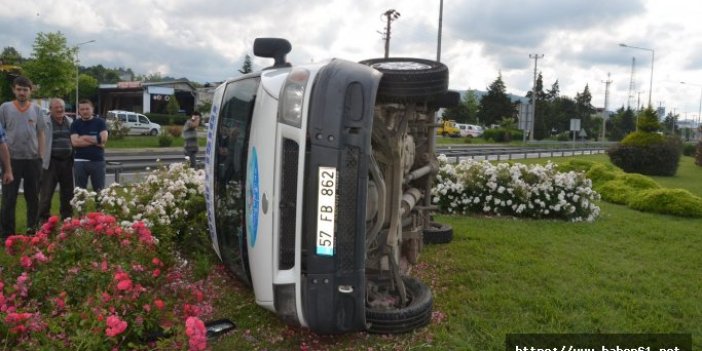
left=436, top=119, right=460, bottom=137
left=204, top=38, right=456, bottom=334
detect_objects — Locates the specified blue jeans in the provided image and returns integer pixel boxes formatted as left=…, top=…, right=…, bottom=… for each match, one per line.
left=73, top=160, right=106, bottom=192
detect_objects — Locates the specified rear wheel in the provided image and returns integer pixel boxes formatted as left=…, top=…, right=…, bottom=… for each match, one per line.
left=150, top=129, right=158, bottom=136
left=359, top=58, right=449, bottom=103
left=423, top=222, right=453, bottom=244
left=366, top=276, right=433, bottom=334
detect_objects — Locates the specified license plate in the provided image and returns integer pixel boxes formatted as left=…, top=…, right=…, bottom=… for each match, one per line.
left=316, top=166, right=337, bottom=256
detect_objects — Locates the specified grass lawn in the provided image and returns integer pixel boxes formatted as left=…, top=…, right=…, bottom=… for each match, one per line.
left=205, top=155, right=702, bottom=350
left=2, top=155, right=699, bottom=350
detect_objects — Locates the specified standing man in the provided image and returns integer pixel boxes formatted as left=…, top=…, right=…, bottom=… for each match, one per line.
left=0, top=76, right=46, bottom=236
left=183, top=111, right=201, bottom=168
left=70, top=99, right=108, bottom=192
left=38, top=98, right=74, bottom=222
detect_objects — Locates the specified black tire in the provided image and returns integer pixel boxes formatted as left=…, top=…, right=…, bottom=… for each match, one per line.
left=423, top=222, right=453, bottom=244
left=359, top=58, right=449, bottom=103
left=149, top=129, right=158, bottom=136
left=366, top=276, right=433, bottom=334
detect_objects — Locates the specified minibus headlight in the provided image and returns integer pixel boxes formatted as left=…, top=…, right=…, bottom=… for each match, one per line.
left=278, top=68, right=309, bottom=128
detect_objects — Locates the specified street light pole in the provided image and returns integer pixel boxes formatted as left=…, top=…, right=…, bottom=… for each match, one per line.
left=528, top=53, right=543, bottom=142
left=74, top=40, right=95, bottom=111
left=619, top=43, right=654, bottom=107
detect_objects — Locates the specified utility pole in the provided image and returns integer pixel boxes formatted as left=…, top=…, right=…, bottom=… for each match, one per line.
left=528, top=54, right=543, bottom=141
left=381, top=9, right=401, bottom=59
left=601, top=73, right=612, bottom=141
left=436, top=0, right=443, bottom=62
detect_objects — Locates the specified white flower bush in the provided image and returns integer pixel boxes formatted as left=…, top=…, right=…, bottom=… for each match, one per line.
left=432, top=155, right=601, bottom=222
left=71, top=162, right=207, bottom=246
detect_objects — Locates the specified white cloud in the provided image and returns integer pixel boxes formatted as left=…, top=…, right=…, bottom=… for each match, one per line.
left=1, top=0, right=701, bottom=120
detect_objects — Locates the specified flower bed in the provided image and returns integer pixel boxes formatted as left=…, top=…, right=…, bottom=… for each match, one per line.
left=71, top=162, right=207, bottom=251
left=1, top=213, right=215, bottom=350
left=432, top=156, right=601, bottom=222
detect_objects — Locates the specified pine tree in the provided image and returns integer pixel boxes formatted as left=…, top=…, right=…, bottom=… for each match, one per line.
left=477, top=74, right=515, bottom=127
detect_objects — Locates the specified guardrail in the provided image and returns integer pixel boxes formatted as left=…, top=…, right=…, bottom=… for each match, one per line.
left=105, top=151, right=204, bottom=183
left=438, top=147, right=607, bottom=164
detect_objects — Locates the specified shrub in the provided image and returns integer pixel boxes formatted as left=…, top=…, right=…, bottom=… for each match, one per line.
left=636, top=107, right=661, bottom=133
left=620, top=131, right=665, bottom=147
left=557, top=159, right=597, bottom=173
left=682, top=143, right=696, bottom=157
left=0, top=214, right=214, bottom=350
left=107, top=118, right=130, bottom=140
left=71, top=163, right=207, bottom=254
left=696, top=141, right=702, bottom=166
left=596, top=180, right=635, bottom=205
left=158, top=131, right=173, bottom=147
left=482, top=128, right=523, bottom=142
left=607, top=135, right=682, bottom=176
left=628, top=188, right=702, bottom=217
left=585, top=164, right=619, bottom=187
left=620, top=173, right=661, bottom=189
left=167, top=125, right=183, bottom=138
left=432, top=156, right=601, bottom=222
left=556, top=132, right=570, bottom=141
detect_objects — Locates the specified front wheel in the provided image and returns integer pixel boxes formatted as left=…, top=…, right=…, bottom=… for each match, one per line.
left=149, top=129, right=158, bottom=136
left=366, top=276, right=433, bottom=334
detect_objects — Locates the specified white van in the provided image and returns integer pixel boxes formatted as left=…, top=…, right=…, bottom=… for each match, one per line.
left=205, top=38, right=459, bottom=334
left=456, top=123, right=483, bottom=137
left=106, top=110, right=161, bottom=136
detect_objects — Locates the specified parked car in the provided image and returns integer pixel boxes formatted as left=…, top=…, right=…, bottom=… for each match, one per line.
left=456, top=123, right=483, bottom=137
left=106, top=110, right=161, bottom=136
left=204, top=38, right=457, bottom=335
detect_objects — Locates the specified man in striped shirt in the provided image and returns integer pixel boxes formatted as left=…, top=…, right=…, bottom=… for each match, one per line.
left=38, top=98, right=74, bottom=222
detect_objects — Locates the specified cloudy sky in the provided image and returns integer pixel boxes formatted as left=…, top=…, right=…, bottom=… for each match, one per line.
left=2, top=0, right=702, bottom=120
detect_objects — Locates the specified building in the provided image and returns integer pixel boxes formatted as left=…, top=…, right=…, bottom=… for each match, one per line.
left=97, top=79, right=196, bottom=116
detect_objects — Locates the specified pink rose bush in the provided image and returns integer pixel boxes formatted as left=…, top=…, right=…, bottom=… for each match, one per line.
left=0, top=213, right=215, bottom=350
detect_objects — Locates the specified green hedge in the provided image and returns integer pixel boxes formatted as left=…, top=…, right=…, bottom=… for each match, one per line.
left=628, top=188, right=702, bottom=217
left=585, top=164, right=619, bottom=187
left=607, top=135, right=682, bottom=176
left=595, top=174, right=660, bottom=205
left=482, top=128, right=523, bottom=142
left=145, top=113, right=189, bottom=126
left=557, top=159, right=598, bottom=173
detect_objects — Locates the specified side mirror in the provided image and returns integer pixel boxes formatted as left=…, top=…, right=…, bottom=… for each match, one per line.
left=253, top=38, right=292, bottom=69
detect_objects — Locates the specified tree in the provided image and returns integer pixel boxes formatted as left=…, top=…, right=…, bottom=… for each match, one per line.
left=575, top=84, right=596, bottom=138
left=477, top=74, right=515, bottom=127
left=662, top=112, right=679, bottom=135
left=607, top=106, right=636, bottom=141
left=83, top=64, right=121, bottom=83
left=238, top=54, right=253, bottom=74
left=166, top=95, right=180, bottom=115
left=637, top=107, right=661, bottom=133
left=441, top=89, right=480, bottom=124
left=22, top=31, right=76, bottom=98
left=525, top=72, right=547, bottom=139
left=0, top=46, right=24, bottom=65
left=77, top=73, right=98, bottom=101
